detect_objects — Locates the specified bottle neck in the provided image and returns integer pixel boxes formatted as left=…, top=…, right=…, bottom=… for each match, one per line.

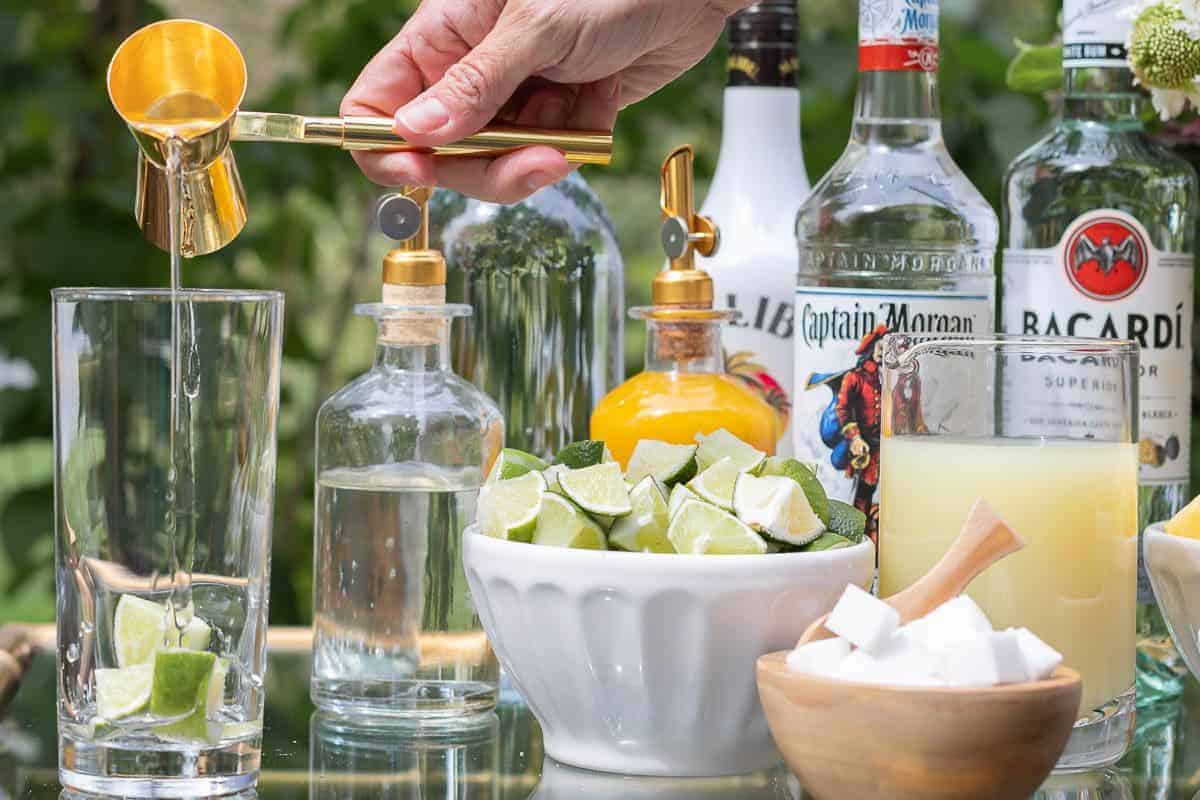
left=643, top=319, right=725, bottom=375
left=374, top=323, right=451, bottom=372
left=851, top=70, right=941, bottom=145
left=712, top=86, right=804, bottom=177
left=1062, top=67, right=1144, bottom=129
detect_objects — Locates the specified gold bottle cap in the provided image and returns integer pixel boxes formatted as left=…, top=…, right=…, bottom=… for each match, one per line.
left=651, top=145, right=721, bottom=308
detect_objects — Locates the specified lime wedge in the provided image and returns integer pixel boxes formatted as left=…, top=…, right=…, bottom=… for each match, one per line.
left=827, top=499, right=867, bottom=543
left=552, top=440, right=607, bottom=469
left=95, top=663, right=154, bottom=719
left=760, top=458, right=830, bottom=526
left=150, top=649, right=217, bottom=718
left=532, top=493, right=608, bottom=549
left=478, top=471, right=546, bottom=542
left=802, top=532, right=854, bottom=552
left=114, top=595, right=209, bottom=667
left=732, top=473, right=825, bottom=546
left=695, top=429, right=766, bottom=473
left=668, top=499, right=768, bottom=555
left=668, top=483, right=701, bottom=518
left=557, top=462, right=632, bottom=517
left=486, top=448, right=549, bottom=484
left=542, top=464, right=568, bottom=495
left=687, top=456, right=744, bottom=511
left=625, top=440, right=698, bottom=487
left=609, top=476, right=673, bottom=553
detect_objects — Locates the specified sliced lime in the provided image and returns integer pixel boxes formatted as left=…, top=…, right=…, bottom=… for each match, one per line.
left=486, top=448, right=549, bottom=484
left=478, top=471, right=546, bottom=542
left=802, top=532, right=854, bottom=552
left=771, top=459, right=830, bottom=526
left=557, top=462, right=632, bottom=517
left=668, top=483, right=701, bottom=518
left=114, top=595, right=208, bottom=667
left=695, top=428, right=766, bottom=473
left=609, top=476, right=673, bottom=553
left=828, top=499, right=867, bottom=543
left=95, top=663, right=154, bottom=719
left=668, top=499, right=768, bottom=555
left=625, top=440, right=699, bottom=487
left=686, top=457, right=744, bottom=511
left=150, top=649, right=217, bottom=718
left=531, top=493, right=608, bottom=550
left=732, top=473, right=825, bottom=546
left=542, top=464, right=569, bottom=495
left=552, top=440, right=607, bottom=469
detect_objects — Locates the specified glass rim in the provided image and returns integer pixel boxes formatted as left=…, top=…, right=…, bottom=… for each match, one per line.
left=52, top=287, right=283, bottom=303
left=882, top=332, right=1139, bottom=358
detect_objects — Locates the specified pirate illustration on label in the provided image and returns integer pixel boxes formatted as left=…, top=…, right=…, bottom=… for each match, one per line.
left=803, top=323, right=891, bottom=542
left=726, top=349, right=791, bottom=446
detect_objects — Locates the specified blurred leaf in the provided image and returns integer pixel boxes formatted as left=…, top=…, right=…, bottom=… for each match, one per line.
left=1007, top=40, right=1063, bottom=93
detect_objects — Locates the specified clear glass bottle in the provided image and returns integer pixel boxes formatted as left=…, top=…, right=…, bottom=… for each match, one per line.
left=1001, top=0, right=1197, bottom=702
left=431, top=173, right=624, bottom=460
left=701, top=1, right=810, bottom=458
left=793, top=0, right=997, bottom=544
left=311, top=189, right=504, bottom=718
left=592, top=146, right=779, bottom=466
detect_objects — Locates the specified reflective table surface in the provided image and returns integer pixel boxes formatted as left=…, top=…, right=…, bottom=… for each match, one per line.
left=3, top=645, right=1198, bottom=798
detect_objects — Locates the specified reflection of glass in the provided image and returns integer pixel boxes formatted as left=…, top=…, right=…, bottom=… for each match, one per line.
left=312, top=303, right=503, bottom=718
left=53, top=289, right=283, bottom=796
left=880, top=334, right=1138, bottom=770
left=1033, top=769, right=1133, bottom=800
left=309, top=711, right=498, bottom=799
left=531, top=756, right=797, bottom=800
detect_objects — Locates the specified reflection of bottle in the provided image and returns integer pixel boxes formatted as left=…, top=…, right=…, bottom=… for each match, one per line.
left=1001, top=0, right=1197, bottom=700
left=312, top=189, right=504, bottom=717
left=700, top=2, right=809, bottom=456
left=591, top=146, right=778, bottom=466
left=431, top=174, right=624, bottom=461
left=793, top=0, right=997, bottom=540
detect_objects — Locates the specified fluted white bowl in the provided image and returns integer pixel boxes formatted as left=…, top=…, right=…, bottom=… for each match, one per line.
left=463, top=526, right=875, bottom=776
left=1144, top=522, right=1200, bottom=681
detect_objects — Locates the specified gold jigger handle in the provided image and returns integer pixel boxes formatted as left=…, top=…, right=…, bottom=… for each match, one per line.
left=232, top=112, right=612, bottom=165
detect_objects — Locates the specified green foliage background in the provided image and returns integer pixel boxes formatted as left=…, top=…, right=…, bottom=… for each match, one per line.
left=0, top=0, right=1060, bottom=623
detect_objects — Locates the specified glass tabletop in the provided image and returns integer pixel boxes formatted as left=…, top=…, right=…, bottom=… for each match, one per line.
left=1, top=644, right=1196, bottom=799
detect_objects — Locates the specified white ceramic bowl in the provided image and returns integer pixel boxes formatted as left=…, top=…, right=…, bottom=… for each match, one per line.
left=1143, top=522, right=1200, bottom=680
left=462, top=526, right=875, bottom=777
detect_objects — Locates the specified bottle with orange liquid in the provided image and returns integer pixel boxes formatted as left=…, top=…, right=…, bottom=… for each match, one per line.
left=591, top=145, right=781, bottom=467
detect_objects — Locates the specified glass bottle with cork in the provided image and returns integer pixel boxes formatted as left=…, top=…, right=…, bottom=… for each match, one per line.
left=591, top=146, right=779, bottom=466
left=311, top=187, right=504, bottom=717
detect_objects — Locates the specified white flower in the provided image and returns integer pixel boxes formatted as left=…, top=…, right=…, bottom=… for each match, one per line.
left=1126, top=0, right=1200, bottom=118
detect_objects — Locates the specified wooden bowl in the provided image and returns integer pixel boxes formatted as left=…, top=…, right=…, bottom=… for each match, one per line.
left=756, top=651, right=1082, bottom=800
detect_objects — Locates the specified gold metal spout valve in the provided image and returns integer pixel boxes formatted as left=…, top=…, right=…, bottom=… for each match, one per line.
left=653, top=145, right=721, bottom=308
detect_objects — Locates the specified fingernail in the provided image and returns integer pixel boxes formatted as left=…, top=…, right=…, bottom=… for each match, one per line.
left=525, top=170, right=560, bottom=193
left=396, top=96, right=450, bottom=135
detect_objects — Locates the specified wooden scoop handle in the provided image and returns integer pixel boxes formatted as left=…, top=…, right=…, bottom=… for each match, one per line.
left=796, top=499, right=1024, bottom=645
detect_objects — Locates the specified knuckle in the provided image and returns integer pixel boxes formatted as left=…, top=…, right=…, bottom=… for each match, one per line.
left=441, top=58, right=494, bottom=108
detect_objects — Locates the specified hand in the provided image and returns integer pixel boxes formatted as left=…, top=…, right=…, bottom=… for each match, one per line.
left=849, top=436, right=869, bottom=459
left=342, top=0, right=751, bottom=203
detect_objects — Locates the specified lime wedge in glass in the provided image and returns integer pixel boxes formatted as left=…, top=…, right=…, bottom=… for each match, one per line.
left=114, top=594, right=213, bottom=668
left=531, top=493, right=608, bottom=550
left=609, top=476, right=673, bottom=553
left=687, top=456, right=744, bottom=511
left=552, top=440, right=607, bottom=469
left=827, top=499, right=867, bottom=543
left=695, top=428, right=766, bottom=473
left=625, top=440, right=698, bottom=486
left=95, top=663, right=154, bottom=720
left=557, top=462, right=632, bottom=517
left=150, top=649, right=217, bottom=718
left=732, top=473, right=825, bottom=546
left=668, top=499, right=768, bottom=555
left=668, top=483, right=701, bottom=518
left=485, top=448, right=549, bottom=484
left=478, top=471, right=546, bottom=542
left=759, top=457, right=830, bottom=525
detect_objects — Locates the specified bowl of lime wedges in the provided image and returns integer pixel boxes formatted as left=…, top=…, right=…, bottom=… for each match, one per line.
left=1144, top=497, right=1200, bottom=684
left=462, top=430, right=875, bottom=777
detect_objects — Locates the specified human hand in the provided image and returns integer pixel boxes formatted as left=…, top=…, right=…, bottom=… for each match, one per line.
left=849, top=436, right=869, bottom=459
left=342, top=0, right=751, bottom=203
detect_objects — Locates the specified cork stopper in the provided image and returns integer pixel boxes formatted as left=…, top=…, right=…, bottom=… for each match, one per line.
left=377, top=188, right=448, bottom=345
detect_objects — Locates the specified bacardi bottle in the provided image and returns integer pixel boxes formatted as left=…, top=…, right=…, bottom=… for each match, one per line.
left=1001, top=0, right=1197, bottom=699
left=700, top=1, right=810, bottom=456
left=793, top=0, right=997, bottom=542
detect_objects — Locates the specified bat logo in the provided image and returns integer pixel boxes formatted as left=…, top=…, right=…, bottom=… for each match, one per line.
left=1063, top=216, right=1149, bottom=301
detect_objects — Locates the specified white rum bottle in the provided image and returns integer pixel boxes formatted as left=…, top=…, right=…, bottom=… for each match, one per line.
left=700, top=1, right=810, bottom=457
left=1001, top=0, right=1198, bottom=700
left=793, top=0, right=998, bottom=543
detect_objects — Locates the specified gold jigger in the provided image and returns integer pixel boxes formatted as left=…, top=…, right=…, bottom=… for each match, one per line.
left=108, top=19, right=614, bottom=257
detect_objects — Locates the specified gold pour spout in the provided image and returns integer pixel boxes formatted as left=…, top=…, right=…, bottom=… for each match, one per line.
left=654, top=145, right=720, bottom=307
left=107, top=19, right=613, bottom=256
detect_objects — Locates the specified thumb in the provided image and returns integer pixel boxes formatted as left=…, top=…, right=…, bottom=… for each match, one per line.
left=394, top=22, right=544, bottom=144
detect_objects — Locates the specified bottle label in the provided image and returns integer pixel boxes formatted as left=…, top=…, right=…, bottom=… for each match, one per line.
left=1063, top=0, right=1132, bottom=68
left=1002, top=209, right=1194, bottom=485
left=858, top=0, right=939, bottom=73
left=727, top=50, right=799, bottom=87
left=792, top=286, right=991, bottom=541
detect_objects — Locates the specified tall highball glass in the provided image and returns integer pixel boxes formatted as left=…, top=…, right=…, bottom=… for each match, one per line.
left=53, top=288, right=283, bottom=796
left=880, top=334, right=1138, bottom=770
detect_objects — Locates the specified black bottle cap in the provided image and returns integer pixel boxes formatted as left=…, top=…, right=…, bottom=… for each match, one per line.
left=727, top=2, right=798, bottom=87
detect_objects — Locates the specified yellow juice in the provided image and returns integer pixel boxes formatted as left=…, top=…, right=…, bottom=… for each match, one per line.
left=879, top=436, right=1137, bottom=715
left=591, top=371, right=778, bottom=467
